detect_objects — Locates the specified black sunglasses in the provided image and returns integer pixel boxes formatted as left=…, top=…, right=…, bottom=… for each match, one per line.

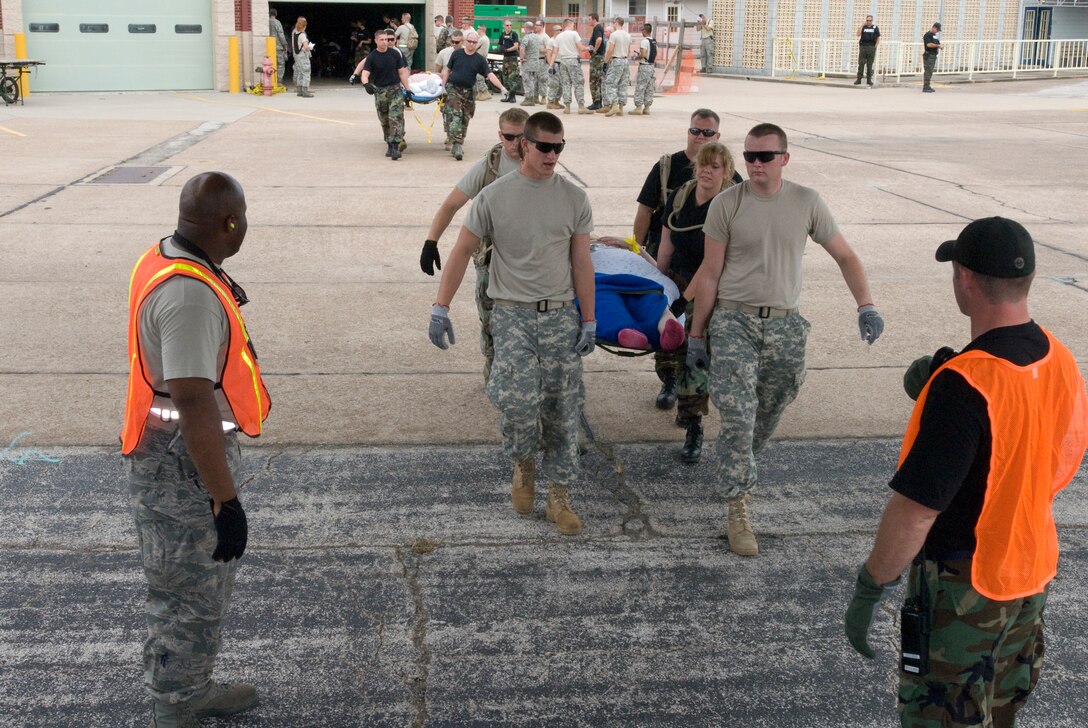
left=688, top=127, right=718, bottom=138
left=524, top=135, right=565, bottom=155
left=742, top=150, right=787, bottom=163
left=500, top=132, right=523, bottom=141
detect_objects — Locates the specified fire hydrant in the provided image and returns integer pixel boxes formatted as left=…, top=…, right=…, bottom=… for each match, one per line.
left=261, top=56, right=274, bottom=96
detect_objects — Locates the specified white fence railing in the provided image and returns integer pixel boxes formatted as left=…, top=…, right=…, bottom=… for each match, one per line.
left=772, top=38, right=1088, bottom=82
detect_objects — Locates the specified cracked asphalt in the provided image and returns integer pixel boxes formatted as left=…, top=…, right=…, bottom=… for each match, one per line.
left=2, top=438, right=1087, bottom=727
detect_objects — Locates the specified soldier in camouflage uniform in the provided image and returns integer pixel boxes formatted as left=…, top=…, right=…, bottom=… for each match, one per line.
left=419, top=107, right=529, bottom=382
left=631, top=24, right=657, bottom=115
left=123, top=172, right=267, bottom=728
left=687, top=122, right=883, bottom=557
left=587, top=14, right=606, bottom=110
left=441, top=31, right=508, bottom=160
left=268, top=9, right=289, bottom=84
left=545, top=24, right=563, bottom=107
left=518, top=22, right=542, bottom=106
left=847, top=217, right=1088, bottom=727
left=353, top=29, right=410, bottom=160
left=291, top=17, right=314, bottom=97
left=429, top=112, right=595, bottom=536
left=497, top=20, right=523, bottom=102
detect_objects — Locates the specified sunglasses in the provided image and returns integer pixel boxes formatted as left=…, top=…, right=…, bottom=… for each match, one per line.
left=688, top=127, right=718, bottom=138
left=524, top=135, right=565, bottom=155
left=742, top=150, right=787, bottom=163
left=451, top=40, right=462, bottom=44
left=465, top=39, right=478, bottom=43
left=500, top=132, right=523, bottom=141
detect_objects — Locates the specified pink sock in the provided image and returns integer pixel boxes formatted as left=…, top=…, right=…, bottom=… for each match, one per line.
left=617, top=328, right=650, bottom=349
left=660, top=319, right=686, bottom=351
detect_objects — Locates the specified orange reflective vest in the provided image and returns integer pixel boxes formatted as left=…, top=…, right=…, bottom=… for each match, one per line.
left=899, top=328, right=1088, bottom=601
left=121, top=243, right=271, bottom=454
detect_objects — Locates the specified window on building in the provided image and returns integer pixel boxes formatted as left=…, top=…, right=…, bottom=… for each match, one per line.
left=568, top=3, right=580, bottom=16
left=629, top=0, right=647, bottom=16
left=667, top=5, right=679, bottom=23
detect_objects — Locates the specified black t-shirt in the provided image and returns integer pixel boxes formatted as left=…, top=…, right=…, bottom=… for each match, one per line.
left=499, top=31, right=519, bottom=56
left=590, top=25, right=606, bottom=56
left=923, top=32, right=940, bottom=55
left=362, top=47, right=407, bottom=86
left=859, top=26, right=880, bottom=46
left=890, top=321, right=1050, bottom=556
left=447, top=48, right=491, bottom=88
left=636, top=150, right=695, bottom=238
left=660, top=175, right=744, bottom=281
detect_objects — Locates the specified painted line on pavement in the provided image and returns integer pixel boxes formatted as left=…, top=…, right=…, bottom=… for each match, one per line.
left=0, top=124, right=26, bottom=137
left=171, top=91, right=356, bottom=126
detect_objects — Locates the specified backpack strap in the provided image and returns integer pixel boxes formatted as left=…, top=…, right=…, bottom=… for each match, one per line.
left=656, top=153, right=671, bottom=213
left=472, top=144, right=507, bottom=266
left=665, top=180, right=701, bottom=232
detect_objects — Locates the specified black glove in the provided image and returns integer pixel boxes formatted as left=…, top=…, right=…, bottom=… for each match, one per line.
left=903, top=346, right=957, bottom=400
left=211, top=497, right=248, bottom=562
left=420, top=239, right=442, bottom=275
left=669, top=296, right=688, bottom=318
left=349, top=74, right=358, bottom=85
left=364, top=82, right=377, bottom=95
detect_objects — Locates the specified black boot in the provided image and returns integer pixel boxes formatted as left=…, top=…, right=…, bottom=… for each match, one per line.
left=679, top=418, right=703, bottom=463
left=389, top=141, right=401, bottom=161
left=655, top=374, right=677, bottom=410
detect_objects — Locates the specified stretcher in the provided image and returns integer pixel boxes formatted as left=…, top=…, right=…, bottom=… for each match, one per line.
left=405, top=72, right=445, bottom=143
left=0, top=59, right=45, bottom=106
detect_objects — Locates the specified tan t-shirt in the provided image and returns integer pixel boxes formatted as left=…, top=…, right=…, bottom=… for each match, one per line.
left=702, top=180, right=839, bottom=309
left=556, top=29, right=582, bottom=60
left=465, top=170, right=593, bottom=302
left=608, top=29, right=632, bottom=59
left=455, top=148, right=520, bottom=198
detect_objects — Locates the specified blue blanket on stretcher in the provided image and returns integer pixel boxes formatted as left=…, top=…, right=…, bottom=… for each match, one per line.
left=577, top=273, right=668, bottom=349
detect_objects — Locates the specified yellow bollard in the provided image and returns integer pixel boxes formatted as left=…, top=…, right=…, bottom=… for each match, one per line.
left=228, top=36, right=240, bottom=93
left=14, top=33, right=29, bottom=98
left=266, top=35, right=277, bottom=76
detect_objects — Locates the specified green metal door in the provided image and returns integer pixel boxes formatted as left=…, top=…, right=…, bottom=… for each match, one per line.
left=23, top=0, right=213, bottom=91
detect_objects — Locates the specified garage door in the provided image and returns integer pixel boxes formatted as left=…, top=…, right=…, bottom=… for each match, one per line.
left=23, top=0, right=213, bottom=92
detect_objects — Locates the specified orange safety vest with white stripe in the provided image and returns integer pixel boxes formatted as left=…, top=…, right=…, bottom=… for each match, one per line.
left=899, top=328, right=1088, bottom=601
left=121, top=242, right=271, bottom=454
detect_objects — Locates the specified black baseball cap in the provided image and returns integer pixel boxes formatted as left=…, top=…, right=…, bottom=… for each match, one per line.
left=933, top=22, right=942, bottom=30
left=935, top=217, right=1035, bottom=278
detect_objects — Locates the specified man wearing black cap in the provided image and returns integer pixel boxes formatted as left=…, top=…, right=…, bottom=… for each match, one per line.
left=845, top=217, right=1088, bottom=726
left=922, top=22, right=942, bottom=92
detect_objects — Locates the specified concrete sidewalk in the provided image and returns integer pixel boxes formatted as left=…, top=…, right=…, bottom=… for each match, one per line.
left=2, top=439, right=1086, bottom=727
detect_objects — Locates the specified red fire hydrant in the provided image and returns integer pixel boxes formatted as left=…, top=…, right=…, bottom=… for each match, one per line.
left=261, top=56, right=274, bottom=96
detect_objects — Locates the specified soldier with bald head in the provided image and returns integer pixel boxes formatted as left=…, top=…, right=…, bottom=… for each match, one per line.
left=121, top=172, right=270, bottom=727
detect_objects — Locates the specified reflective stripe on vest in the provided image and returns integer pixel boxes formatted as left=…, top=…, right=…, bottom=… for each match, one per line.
left=120, top=243, right=271, bottom=454
left=898, top=329, right=1088, bottom=600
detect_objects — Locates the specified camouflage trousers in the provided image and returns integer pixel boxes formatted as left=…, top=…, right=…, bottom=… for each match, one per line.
left=475, top=74, right=490, bottom=96
left=899, top=559, right=1046, bottom=728
left=559, top=60, right=585, bottom=106
left=293, top=53, right=311, bottom=86
left=374, top=84, right=405, bottom=144
left=502, top=57, right=523, bottom=94
left=474, top=260, right=495, bottom=382
left=707, top=308, right=809, bottom=499
left=674, top=297, right=708, bottom=419
left=547, top=66, right=562, bottom=102
left=603, top=59, right=629, bottom=107
left=521, top=60, right=545, bottom=99
left=126, top=426, right=241, bottom=704
left=445, top=85, right=476, bottom=144
left=486, top=303, right=583, bottom=485
left=634, top=63, right=655, bottom=108
left=589, top=55, right=606, bottom=104
left=275, top=49, right=287, bottom=82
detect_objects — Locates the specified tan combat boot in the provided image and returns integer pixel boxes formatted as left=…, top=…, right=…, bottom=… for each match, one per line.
left=604, top=104, right=618, bottom=117
left=511, top=458, right=536, bottom=515
left=520, top=98, right=537, bottom=106
left=546, top=483, right=582, bottom=535
left=641, top=105, right=651, bottom=115
left=595, top=103, right=610, bottom=114
left=614, top=104, right=625, bottom=116
left=727, top=495, right=759, bottom=556
left=149, top=701, right=201, bottom=728
left=546, top=101, right=562, bottom=110
left=632, top=106, right=645, bottom=115
left=578, top=104, right=592, bottom=114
